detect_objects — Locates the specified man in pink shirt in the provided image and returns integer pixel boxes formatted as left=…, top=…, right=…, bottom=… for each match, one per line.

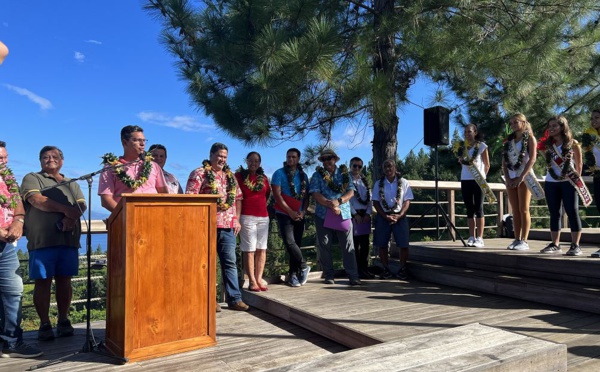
left=186, top=143, right=248, bottom=311
left=98, top=125, right=168, bottom=212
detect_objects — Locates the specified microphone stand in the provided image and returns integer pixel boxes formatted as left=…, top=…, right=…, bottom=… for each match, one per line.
left=28, top=160, right=135, bottom=370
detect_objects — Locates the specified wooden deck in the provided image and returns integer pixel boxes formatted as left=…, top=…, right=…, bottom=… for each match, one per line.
left=5, top=238, right=600, bottom=371
left=244, top=275, right=600, bottom=370
left=4, top=311, right=346, bottom=371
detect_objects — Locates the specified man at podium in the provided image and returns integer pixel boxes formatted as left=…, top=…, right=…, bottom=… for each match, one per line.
left=98, top=125, right=168, bottom=212
left=186, top=143, right=249, bottom=311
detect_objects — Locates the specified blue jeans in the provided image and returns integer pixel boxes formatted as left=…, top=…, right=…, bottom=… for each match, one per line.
left=314, top=216, right=359, bottom=281
left=544, top=181, right=581, bottom=232
left=0, top=242, right=24, bottom=344
left=217, top=229, right=242, bottom=305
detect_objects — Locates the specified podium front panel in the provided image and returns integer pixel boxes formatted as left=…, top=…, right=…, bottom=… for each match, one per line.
left=105, top=194, right=217, bottom=362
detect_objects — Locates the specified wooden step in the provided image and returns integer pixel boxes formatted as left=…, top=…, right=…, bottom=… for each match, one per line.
left=265, top=323, right=567, bottom=372
left=242, top=288, right=381, bottom=349
left=408, top=261, right=600, bottom=314
left=409, top=243, right=600, bottom=286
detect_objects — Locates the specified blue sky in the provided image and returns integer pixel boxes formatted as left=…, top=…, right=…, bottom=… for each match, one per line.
left=1, top=1, right=456, bottom=219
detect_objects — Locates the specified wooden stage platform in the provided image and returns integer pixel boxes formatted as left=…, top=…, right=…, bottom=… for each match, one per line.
left=5, top=238, right=600, bottom=371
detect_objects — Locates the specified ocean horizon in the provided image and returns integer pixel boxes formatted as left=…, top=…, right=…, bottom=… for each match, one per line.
left=15, top=234, right=107, bottom=255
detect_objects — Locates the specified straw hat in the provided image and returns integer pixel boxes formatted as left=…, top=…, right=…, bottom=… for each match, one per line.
left=318, top=149, right=340, bottom=162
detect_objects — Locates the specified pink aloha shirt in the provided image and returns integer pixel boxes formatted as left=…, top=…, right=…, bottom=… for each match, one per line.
left=185, top=166, right=242, bottom=229
left=98, top=158, right=167, bottom=204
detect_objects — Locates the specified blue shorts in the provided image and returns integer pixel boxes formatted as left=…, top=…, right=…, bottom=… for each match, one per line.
left=373, top=214, right=409, bottom=248
left=29, top=246, right=79, bottom=279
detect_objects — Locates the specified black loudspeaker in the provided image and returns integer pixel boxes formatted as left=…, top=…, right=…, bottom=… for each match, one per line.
left=423, top=106, right=450, bottom=146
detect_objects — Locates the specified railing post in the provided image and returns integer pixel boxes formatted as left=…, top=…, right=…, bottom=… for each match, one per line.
left=448, top=189, right=456, bottom=240
left=496, top=191, right=504, bottom=237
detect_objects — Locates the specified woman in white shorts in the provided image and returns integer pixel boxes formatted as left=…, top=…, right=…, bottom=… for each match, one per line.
left=235, top=152, right=271, bottom=291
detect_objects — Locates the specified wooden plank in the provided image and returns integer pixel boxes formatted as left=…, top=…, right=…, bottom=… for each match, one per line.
left=408, top=262, right=600, bottom=314
left=265, top=323, right=567, bottom=372
left=409, top=242, right=600, bottom=285
left=9, top=310, right=346, bottom=372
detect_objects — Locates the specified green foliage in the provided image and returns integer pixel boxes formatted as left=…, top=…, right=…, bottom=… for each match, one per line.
left=147, top=0, right=600, bottom=183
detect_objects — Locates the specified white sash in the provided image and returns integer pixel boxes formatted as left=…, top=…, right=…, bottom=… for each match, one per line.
left=508, top=140, right=545, bottom=200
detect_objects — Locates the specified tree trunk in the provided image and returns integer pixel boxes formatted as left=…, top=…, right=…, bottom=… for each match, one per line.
left=372, top=119, right=398, bottom=181
left=371, top=0, right=398, bottom=182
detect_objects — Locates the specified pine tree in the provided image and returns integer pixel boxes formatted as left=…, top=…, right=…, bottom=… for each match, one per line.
left=146, top=0, right=600, bottom=180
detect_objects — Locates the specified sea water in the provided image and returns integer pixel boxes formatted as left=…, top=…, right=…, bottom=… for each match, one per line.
left=15, top=234, right=107, bottom=255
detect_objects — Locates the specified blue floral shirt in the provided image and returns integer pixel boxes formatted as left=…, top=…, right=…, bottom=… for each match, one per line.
left=271, top=167, right=308, bottom=197
left=309, top=166, right=356, bottom=220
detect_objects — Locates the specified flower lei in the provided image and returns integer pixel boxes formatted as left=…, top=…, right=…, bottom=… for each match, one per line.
left=379, top=172, right=403, bottom=211
left=354, top=175, right=371, bottom=205
left=452, top=139, right=480, bottom=166
left=503, top=130, right=530, bottom=171
left=101, top=152, right=153, bottom=190
left=236, top=166, right=265, bottom=192
left=203, top=160, right=236, bottom=209
left=316, top=164, right=350, bottom=193
left=284, top=162, right=307, bottom=200
left=0, top=163, right=21, bottom=209
left=582, top=127, right=600, bottom=177
left=543, top=140, right=573, bottom=180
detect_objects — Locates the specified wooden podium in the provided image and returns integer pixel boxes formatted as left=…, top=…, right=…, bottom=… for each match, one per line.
left=104, top=194, right=218, bottom=362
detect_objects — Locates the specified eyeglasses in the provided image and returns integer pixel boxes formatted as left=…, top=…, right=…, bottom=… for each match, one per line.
left=352, top=164, right=362, bottom=169
left=321, top=156, right=334, bottom=161
left=131, top=138, right=147, bottom=143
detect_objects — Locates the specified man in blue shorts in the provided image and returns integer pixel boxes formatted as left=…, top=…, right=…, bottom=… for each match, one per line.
left=372, top=159, right=413, bottom=280
left=21, top=146, right=86, bottom=341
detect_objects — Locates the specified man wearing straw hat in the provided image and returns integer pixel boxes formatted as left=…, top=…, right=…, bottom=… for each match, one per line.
left=310, top=149, right=361, bottom=286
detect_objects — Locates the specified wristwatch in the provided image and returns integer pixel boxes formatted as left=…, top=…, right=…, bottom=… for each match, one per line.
left=337, top=197, right=343, bottom=205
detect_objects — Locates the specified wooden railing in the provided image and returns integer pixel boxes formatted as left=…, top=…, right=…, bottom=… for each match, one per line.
left=406, top=180, right=506, bottom=239
left=411, top=177, right=600, bottom=238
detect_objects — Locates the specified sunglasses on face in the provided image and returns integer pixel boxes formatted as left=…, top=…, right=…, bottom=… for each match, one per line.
left=352, top=164, right=362, bottom=169
left=321, top=156, right=334, bottom=161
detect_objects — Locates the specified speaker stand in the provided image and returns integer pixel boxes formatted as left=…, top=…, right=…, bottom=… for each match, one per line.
left=410, top=144, right=466, bottom=246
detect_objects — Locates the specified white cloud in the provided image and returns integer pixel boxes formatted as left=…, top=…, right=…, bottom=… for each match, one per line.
left=137, top=111, right=213, bottom=132
left=3, top=84, right=53, bottom=110
left=85, top=39, right=102, bottom=45
left=74, top=51, right=85, bottom=63
left=332, top=125, right=370, bottom=149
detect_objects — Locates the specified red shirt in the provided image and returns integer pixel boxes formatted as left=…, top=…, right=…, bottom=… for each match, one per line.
left=235, top=172, right=270, bottom=217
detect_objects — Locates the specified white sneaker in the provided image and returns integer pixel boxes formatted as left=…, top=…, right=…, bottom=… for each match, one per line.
left=467, top=236, right=475, bottom=247
left=473, top=237, right=484, bottom=248
left=506, top=239, right=519, bottom=250
left=591, top=249, right=600, bottom=258
left=512, top=240, right=530, bottom=251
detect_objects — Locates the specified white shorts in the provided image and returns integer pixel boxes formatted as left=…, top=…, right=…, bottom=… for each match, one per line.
left=239, top=215, right=269, bottom=252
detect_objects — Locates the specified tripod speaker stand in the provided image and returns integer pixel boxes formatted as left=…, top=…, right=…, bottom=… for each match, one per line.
left=409, top=144, right=466, bottom=246
left=410, top=106, right=466, bottom=246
